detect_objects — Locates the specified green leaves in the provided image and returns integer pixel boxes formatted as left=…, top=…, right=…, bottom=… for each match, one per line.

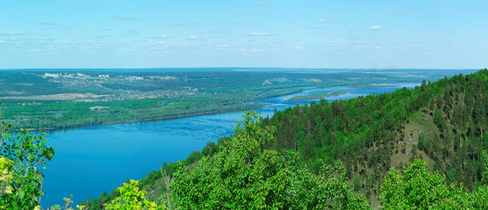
left=0, top=122, right=55, bottom=209
left=172, top=111, right=369, bottom=209
left=106, top=180, right=166, bottom=210
left=380, top=159, right=487, bottom=209
left=483, top=150, right=488, bottom=185
left=0, top=156, right=14, bottom=200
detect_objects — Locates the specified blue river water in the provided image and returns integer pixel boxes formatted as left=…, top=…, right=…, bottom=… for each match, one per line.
left=40, top=82, right=419, bottom=207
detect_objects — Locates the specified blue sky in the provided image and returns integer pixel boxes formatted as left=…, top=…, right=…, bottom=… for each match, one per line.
left=0, top=0, right=486, bottom=69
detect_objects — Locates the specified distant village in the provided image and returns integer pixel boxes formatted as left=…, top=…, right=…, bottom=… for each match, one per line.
left=38, top=72, right=197, bottom=103
left=42, top=72, right=176, bottom=81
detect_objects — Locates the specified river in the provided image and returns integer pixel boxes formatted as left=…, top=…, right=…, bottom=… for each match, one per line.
left=41, top=82, right=420, bottom=207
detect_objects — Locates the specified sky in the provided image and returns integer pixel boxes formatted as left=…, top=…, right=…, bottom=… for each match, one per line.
left=0, top=0, right=487, bottom=69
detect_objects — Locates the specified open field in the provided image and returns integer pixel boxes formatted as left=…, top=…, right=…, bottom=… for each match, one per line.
left=0, top=93, right=107, bottom=101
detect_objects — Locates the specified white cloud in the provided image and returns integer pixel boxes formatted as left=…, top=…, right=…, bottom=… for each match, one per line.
left=368, top=25, right=382, bottom=30
left=295, top=46, right=304, bottom=49
left=188, top=35, right=199, bottom=39
left=218, top=44, right=231, bottom=47
left=374, top=46, right=381, bottom=49
left=158, top=41, right=165, bottom=44
left=256, top=1, right=266, bottom=5
left=238, top=49, right=246, bottom=51
left=241, top=40, right=250, bottom=43
left=251, top=49, right=259, bottom=52
left=316, top=19, right=331, bottom=23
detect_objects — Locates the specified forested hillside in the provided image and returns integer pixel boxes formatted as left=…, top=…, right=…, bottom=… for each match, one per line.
left=2, top=70, right=488, bottom=209
left=261, top=68, right=488, bottom=205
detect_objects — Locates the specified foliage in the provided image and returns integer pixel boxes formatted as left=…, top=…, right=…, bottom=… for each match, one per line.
left=172, top=110, right=288, bottom=209
left=172, top=111, right=369, bottom=209
left=105, top=180, right=165, bottom=210
left=0, top=122, right=55, bottom=209
left=0, top=156, right=14, bottom=209
left=289, top=159, right=370, bottom=209
left=483, top=150, right=488, bottom=185
left=45, top=196, right=86, bottom=210
left=380, top=159, right=488, bottom=209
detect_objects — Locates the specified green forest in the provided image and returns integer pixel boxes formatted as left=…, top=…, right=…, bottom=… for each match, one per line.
left=2, top=69, right=488, bottom=209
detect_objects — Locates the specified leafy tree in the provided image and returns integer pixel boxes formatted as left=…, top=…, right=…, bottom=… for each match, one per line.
left=0, top=122, right=55, bottom=209
left=433, top=108, right=446, bottom=133
left=106, top=180, right=165, bottom=210
left=172, top=111, right=369, bottom=209
left=483, top=150, right=488, bottom=185
left=380, top=159, right=469, bottom=209
left=172, top=110, right=291, bottom=209
left=0, top=156, right=14, bottom=207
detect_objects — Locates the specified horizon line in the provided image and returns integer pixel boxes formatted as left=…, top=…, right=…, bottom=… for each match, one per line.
left=0, top=67, right=481, bottom=71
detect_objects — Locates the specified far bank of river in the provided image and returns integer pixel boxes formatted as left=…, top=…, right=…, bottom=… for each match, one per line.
left=40, top=82, right=420, bottom=207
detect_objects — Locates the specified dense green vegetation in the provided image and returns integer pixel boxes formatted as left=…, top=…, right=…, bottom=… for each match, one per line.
left=173, top=111, right=369, bottom=209
left=2, top=69, right=488, bottom=209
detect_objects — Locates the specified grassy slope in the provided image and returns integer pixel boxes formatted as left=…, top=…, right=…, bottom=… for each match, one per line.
left=369, top=110, right=438, bottom=208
